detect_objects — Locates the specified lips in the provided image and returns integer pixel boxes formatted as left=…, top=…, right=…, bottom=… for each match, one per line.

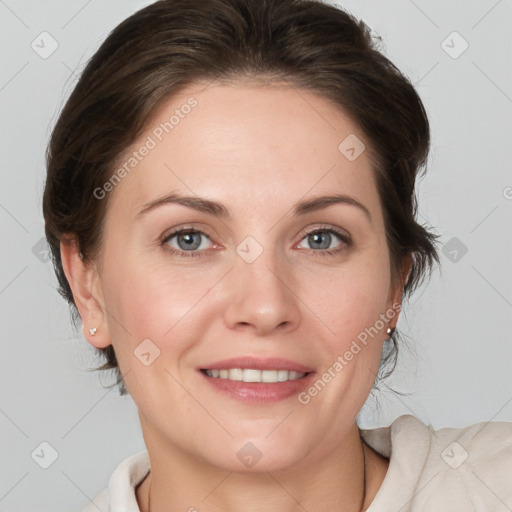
left=198, top=356, right=315, bottom=402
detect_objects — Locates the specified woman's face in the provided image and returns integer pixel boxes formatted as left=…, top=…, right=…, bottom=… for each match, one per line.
left=81, top=81, right=405, bottom=471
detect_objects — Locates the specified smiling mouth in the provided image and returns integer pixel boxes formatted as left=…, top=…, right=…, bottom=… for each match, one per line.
left=200, top=368, right=310, bottom=383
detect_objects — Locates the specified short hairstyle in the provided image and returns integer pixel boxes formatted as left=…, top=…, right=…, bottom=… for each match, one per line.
left=43, top=0, right=440, bottom=396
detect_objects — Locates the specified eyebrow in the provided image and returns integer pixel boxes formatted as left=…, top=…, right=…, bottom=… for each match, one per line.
left=137, top=192, right=372, bottom=223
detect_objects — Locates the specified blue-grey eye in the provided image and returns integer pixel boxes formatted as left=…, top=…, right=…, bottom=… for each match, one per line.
left=309, top=231, right=331, bottom=250
left=298, top=229, right=345, bottom=251
left=165, top=230, right=211, bottom=251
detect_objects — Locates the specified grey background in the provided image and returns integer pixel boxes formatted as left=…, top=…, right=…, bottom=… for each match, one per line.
left=1, top=0, right=511, bottom=510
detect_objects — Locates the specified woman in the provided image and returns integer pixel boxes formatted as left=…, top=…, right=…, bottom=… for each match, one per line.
left=42, top=0, right=512, bottom=510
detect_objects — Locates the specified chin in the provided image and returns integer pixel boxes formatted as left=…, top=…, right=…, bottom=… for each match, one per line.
left=200, top=436, right=307, bottom=474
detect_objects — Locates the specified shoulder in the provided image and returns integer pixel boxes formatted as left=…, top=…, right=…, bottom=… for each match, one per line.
left=420, top=415, right=512, bottom=510
left=427, top=415, right=512, bottom=466
left=363, top=415, right=512, bottom=511
left=78, top=450, right=150, bottom=512
left=391, top=413, right=512, bottom=457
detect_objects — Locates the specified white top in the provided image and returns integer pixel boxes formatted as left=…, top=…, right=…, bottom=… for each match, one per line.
left=80, top=414, right=512, bottom=511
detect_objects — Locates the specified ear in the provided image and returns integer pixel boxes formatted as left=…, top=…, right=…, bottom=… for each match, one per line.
left=387, top=253, right=413, bottom=325
left=60, top=237, right=111, bottom=349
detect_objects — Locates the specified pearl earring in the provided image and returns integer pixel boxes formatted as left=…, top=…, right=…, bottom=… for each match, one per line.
left=386, top=327, right=394, bottom=336
left=89, top=327, right=98, bottom=336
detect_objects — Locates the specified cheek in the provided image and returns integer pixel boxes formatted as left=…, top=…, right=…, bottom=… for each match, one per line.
left=314, top=268, right=390, bottom=383
left=100, top=255, right=218, bottom=353
left=325, top=255, right=391, bottom=324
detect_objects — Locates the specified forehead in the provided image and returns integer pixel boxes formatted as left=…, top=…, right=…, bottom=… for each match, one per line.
left=106, top=81, right=382, bottom=222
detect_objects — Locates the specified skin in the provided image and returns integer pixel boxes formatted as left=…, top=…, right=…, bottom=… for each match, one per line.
left=62, top=81, right=411, bottom=511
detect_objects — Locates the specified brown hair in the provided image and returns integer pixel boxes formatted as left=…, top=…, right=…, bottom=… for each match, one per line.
left=43, top=0, right=439, bottom=396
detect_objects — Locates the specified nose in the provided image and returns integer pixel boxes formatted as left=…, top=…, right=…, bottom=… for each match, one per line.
left=222, top=243, right=302, bottom=337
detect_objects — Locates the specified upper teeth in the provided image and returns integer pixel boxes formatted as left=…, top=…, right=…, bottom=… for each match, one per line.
left=205, top=369, right=306, bottom=383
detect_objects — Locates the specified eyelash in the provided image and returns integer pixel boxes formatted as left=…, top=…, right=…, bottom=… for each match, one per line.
left=161, top=225, right=352, bottom=258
